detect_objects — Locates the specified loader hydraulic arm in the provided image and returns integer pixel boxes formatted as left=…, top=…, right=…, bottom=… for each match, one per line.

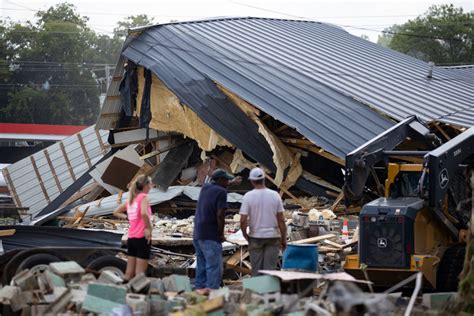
left=344, top=116, right=440, bottom=204
left=423, top=126, right=474, bottom=238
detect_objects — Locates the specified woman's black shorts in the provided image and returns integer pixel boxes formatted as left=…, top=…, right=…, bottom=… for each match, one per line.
left=127, top=237, right=151, bottom=259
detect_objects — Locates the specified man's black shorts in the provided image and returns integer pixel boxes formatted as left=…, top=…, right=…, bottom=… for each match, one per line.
left=127, top=237, right=151, bottom=259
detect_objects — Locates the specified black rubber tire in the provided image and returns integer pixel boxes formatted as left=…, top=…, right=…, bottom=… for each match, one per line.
left=437, top=244, right=466, bottom=292
left=86, top=255, right=127, bottom=274
left=16, top=253, right=60, bottom=274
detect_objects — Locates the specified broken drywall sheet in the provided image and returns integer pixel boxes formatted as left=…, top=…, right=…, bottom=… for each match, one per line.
left=230, top=149, right=256, bottom=174
left=90, top=146, right=144, bottom=194
left=136, top=67, right=231, bottom=152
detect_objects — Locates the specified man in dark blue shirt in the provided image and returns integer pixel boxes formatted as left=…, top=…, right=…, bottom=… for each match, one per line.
left=193, top=169, right=240, bottom=293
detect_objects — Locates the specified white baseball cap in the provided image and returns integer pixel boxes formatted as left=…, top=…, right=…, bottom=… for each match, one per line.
left=249, top=167, right=265, bottom=180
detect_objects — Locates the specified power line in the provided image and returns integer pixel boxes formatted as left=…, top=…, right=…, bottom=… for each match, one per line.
left=5, top=4, right=469, bottom=20
left=0, top=7, right=205, bottom=18
left=2, top=60, right=115, bottom=66
left=0, top=83, right=100, bottom=87
left=227, top=2, right=472, bottom=41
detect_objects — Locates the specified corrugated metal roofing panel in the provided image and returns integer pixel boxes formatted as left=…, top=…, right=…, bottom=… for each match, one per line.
left=120, top=17, right=472, bottom=153
left=122, top=18, right=394, bottom=158
left=2, top=126, right=109, bottom=218
left=439, top=65, right=474, bottom=84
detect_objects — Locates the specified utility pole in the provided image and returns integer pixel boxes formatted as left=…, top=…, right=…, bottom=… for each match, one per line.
left=104, top=64, right=111, bottom=90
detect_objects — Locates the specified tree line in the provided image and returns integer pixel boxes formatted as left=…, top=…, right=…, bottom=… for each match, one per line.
left=0, top=3, right=154, bottom=125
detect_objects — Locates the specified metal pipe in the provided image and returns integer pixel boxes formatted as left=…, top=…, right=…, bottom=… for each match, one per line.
left=404, top=272, right=423, bottom=316
left=383, top=151, right=429, bottom=156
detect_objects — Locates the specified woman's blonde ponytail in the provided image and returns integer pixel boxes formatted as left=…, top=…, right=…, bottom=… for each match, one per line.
left=129, top=174, right=151, bottom=204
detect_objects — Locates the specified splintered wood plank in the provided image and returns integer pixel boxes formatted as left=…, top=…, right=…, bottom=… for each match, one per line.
left=60, top=142, right=76, bottom=181
left=226, top=251, right=250, bottom=266
left=323, top=239, right=344, bottom=249
left=77, top=133, right=92, bottom=168
left=289, top=234, right=336, bottom=245
left=44, top=149, right=63, bottom=193
left=30, top=156, right=50, bottom=203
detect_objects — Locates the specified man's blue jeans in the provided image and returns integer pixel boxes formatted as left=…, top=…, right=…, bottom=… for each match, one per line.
left=193, top=239, right=223, bottom=289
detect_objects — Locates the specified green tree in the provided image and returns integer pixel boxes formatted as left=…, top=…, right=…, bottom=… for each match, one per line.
left=377, top=4, right=474, bottom=64
left=0, top=3, right=101, bottom=124
left=113, top=14, right=155, bottom=38
left=0, top=4, right=156, bottom=125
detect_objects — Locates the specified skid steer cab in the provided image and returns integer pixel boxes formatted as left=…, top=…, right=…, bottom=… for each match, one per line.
left=343, top=116, right=473, bottom=291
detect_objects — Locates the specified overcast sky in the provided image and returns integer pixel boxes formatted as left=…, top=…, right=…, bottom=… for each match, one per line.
left=1, top=0, right=473, bottom=42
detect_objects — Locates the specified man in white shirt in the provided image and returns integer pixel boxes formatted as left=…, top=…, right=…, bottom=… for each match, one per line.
left=240, top=167, right=287, bottom=276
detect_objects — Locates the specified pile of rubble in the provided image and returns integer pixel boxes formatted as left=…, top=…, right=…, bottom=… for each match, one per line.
left=0, top=260, right=456, bottom=315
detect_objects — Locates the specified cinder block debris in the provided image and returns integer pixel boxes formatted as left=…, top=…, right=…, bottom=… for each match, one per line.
left=12, top=269, right=38, bottom=291
left=49, top=261, right=85, bottom=282
left=2, top=257, right=448, bottom=315
left=0, top=285, right=29, bottom=311
left=126, top=293, right=149, bottom=314
left=162, top=274, right=192, bottom=293
left=128, top=272, right=151, bottom=293
left=82, top=283, right=127, bottom=314
left=98, top=270, right=124, bottom=284
left=243, top=275, right=281, bottom=294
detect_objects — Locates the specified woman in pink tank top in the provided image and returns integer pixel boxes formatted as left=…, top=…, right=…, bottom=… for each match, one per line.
left=113, top=175, right=153, bottom=281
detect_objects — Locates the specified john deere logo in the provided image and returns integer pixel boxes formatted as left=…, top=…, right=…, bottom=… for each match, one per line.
left=439, top=168, right=449, bottom=189
left=377, top=238, right=388, bottom=248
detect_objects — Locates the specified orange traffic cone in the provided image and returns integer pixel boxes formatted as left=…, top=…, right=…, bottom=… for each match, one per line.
left=341, top=218, right=349, bottom=242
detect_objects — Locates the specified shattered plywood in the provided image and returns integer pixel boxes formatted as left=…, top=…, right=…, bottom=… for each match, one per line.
left=136, top=67, right=231, bottom=152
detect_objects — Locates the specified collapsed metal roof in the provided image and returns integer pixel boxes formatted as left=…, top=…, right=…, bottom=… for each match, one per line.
left=120, top=17, right=395, bottom=158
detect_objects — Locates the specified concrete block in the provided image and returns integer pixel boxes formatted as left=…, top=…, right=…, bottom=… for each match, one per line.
left=243, top=275, right=280, bottom=294
left=98, top=270, right=124, bottom=285
left=209, top=287, right=230, bottom=300
left=82, top=283, right=127, bottom=314
left=149, top=295, right=167, bottom=316
left=49, top=261, right=85, bottom=283
left=29, top=304, right=49, bottom=316
left=128, top=272, right=151, bottom=293
left=49, top=261, right=85, bottom=276
left=70, top=287, right=87, bottom=307
left=148, top=277, right=165, bottom=295
left=46, top=270, right=66, bottom=288
left=162, top=274, right=192, bottom=293
left=0, top=285, right=26, bottom=311
left=81, top=273, right=97, bottom=283
left=110, top=304, right=134, bottom=315
left=43, top=288, right=72, bottom=314
left=12, top=269, right=38, bottom=291
left=126, top=293, right=149, bottom=314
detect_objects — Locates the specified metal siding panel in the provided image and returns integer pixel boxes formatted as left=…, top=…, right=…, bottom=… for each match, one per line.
left=3, top=125, right=109, bottom=217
